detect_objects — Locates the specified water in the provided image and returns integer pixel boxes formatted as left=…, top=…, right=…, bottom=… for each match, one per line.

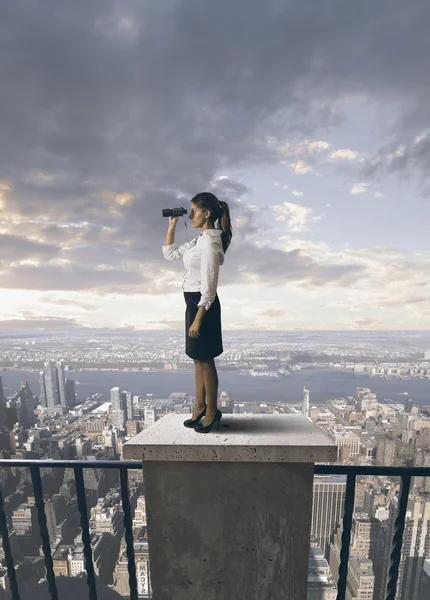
left=2, top=368, right=430, bottom=406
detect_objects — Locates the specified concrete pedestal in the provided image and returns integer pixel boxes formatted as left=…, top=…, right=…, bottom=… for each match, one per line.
left=123, top=413, right=336, bottom=600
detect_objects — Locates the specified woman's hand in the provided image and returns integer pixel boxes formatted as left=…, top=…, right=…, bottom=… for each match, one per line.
left=188, top=321, right=201, bottom=338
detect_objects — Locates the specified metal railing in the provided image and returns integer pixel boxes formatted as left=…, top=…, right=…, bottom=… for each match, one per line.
left=314, top=464, right=430, bottom=600
left=1, top=460, right=430, bottom=600
left=0, top=459, right=141, bottom=600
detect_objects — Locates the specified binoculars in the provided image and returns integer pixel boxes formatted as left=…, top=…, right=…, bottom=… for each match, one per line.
left=162, top=207, right=188, bottom=217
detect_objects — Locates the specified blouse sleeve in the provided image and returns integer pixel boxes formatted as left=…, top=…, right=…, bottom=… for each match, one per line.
left=197, top=240, right=222, bottom=311
left=162, top=240, right=194, bottom=260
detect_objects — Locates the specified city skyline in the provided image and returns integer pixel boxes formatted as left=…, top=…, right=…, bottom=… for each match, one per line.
left=1, top=1, right=430, bottom=331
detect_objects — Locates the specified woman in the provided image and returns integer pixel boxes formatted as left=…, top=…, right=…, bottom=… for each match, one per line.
left=162, top=192, right=232, bottom=433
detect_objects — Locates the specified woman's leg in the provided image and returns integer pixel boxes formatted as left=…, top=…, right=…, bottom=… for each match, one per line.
left=192, top=359, right=206, bottom=419
left=201, top=358, right=218, bottom=425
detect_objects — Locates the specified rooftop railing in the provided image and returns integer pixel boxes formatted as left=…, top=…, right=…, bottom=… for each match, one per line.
left=1, top=459, right=430, bottom=600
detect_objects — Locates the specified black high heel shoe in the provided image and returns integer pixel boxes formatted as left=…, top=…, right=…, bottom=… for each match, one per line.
left=183, top=405, right=206, bottom=428
left=194, top=409, right=222, bottom=433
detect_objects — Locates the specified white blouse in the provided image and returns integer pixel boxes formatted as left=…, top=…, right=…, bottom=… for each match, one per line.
left=162, top=229, right=224, bottom=311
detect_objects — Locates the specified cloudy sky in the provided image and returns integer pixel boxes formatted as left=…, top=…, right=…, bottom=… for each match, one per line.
left=1, top=0, right=430, bottom=332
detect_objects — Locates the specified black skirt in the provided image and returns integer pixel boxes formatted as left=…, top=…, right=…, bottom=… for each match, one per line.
left=184, top=291, right=223, bottom=360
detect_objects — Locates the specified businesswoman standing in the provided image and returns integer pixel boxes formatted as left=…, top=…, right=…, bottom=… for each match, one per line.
left=162, top=192, right=233, bottom=433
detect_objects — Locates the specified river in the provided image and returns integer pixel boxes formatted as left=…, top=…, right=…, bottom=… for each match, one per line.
left=2, top=368, right=430, bottom=406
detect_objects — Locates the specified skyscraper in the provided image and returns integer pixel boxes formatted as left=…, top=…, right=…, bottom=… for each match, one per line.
left=65, top=378, right=76, bottom=408
left=44, top=361, right=59, bottom=409
left=302, top=387, right=310, bottom=418
left=329, top=515, right=381, bottom=599
left=111, top=387, right=125, bottom=430
left=404, top=397, right=414, bottom=413
left=380, top=495, right=430, bottom=600
left=123, top=391, right=133, bottom=421
left=413, top=449, right=430, bottom=494
left=38, top=371, right=47, bottom=407
left=311, top=475, right=346, bottom=559
left=17, top=381, right=36, bottom=428
left=110, top=387, right=121, bottom=412
left=376, top=437, right=396, bottom=467
left=56, top=360, right=67, bottom=407
left=0, top=376, right=6, bottom=425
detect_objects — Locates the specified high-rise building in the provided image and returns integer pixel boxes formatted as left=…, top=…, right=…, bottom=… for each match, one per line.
left=38, top=371, right=47, bottom=407
left=413, top=449, right=430, bottom=494
left=133, top=496, right=147, bottom=528
left=110, top=387, right=121, bottom=411
left=329, top=516, right=378, bottom=600
left=380, top=496, right=430, bottom=600
left=307, top=542, right=337, bottom=599
left=376, top=437, right=396, bottom=467
left=126, top=420, right=141, bottom=437
left=112, top=410, right=125, bottom=430
left=311, top=475, right=346, bottom=559
left=65, top=378, right=76, bottom=407
left=329, top=431, right=361, bottom=460
left=404, top=397, right=414, bottom=413
left=44, top=361, right=59, bottom=409
left=12, top=503, right=37, bottom=534
left=345, top=557, right=374, bottom=599
left=110, top=386, right=125, bottom=430
left=115, top=541, right=152, bottom=598
left=355, top=388, right=377, bottom=412
left=0, top=376, right=6, bottom=425
left=56, top=360, right=67, bottom=407
left=16, top=381, right=35, bottom=427
left=122, top=391, right=133, bottom=421
left=144, top=407, right=156, bottom=425
left=302, top=387, right=310, bottom=418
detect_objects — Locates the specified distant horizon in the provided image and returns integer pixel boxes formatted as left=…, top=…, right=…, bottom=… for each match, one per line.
left=2, top=328, right=430, bottom=335
left=0, top=328, right=430, bottom=335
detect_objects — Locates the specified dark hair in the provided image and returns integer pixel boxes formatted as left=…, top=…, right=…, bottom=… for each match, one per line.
left=191, top=192, right=233, bottom=253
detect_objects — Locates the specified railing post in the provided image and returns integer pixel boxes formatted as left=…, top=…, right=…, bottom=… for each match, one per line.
left=0, top=486, right=20, bottom=600
left=336, top=473, right=356, bottom=600
left=385, top=475, right=411, bottom=600
left=119, top=467, right=138, bottom=600
left=74, top=467, right=98, bottom=600
left=30, top=466, right=58, bottom=600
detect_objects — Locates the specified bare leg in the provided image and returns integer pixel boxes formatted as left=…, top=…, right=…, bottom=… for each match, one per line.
left=192, top=359, right=206, bottom=419
left=201, top=358, right=218, bottom=426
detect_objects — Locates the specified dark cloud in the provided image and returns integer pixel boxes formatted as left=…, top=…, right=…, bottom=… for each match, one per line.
left=2, top=0, right=429, bottom=194
left=361, top=134, right=430, bottom=193
left=1, top=0, right=429, bottom=298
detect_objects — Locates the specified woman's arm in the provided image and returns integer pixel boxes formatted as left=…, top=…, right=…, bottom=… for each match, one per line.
left=165, top=222, right=176, bottom=246
left=162, top=221, right=195, bottom=259
left=162, top=239, right=195, bottom=260
left=196, top=240, right=222, bottom=318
